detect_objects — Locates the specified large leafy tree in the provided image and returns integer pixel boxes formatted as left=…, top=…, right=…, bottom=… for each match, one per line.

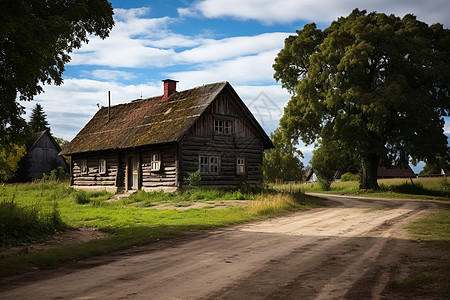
left=262, top=128, right=304, bottom=182
left=0, top=0, right=114, bottom=150
left=274, top=9, right=450, bottom=189
left=29, top=103, right=50, bottom=133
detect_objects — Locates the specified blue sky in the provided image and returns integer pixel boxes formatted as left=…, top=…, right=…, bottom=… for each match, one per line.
left=21, top=0, right=450, bottom=172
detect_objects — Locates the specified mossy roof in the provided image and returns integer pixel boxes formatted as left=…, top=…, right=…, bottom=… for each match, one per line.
left=64, top=81, right=273, bottom=155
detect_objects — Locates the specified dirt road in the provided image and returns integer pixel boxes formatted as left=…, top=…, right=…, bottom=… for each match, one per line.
left=0, top=195, right=443, bottom=299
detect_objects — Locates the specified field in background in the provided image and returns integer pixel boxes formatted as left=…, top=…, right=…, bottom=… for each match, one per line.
left=276, top=177, right=449, bottom=200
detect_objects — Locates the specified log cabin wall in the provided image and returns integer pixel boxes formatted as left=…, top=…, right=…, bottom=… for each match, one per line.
left=72, top=152, right=119, bottom=192
left=140, top=144, right=177, bottom=190
left=180, top=90, right=263, bottom=187
left=71, top=143, right=178, bottom=192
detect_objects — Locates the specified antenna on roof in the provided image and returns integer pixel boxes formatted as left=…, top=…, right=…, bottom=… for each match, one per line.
left=140, top=91, right=143, bottom=99
left=107, top=91, right=111, bottom=123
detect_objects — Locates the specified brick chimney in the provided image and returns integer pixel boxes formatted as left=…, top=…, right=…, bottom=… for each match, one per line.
left=162, top=79, right=178, bottom=99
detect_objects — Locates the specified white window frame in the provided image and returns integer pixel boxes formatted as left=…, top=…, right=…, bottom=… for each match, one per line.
left=81, top=160, right=88, bottom=175
left=236, top=157, right=245, bottom=175
left=151, top=152, right=161, bottom=172
left=99, top=159, right=107, bottom=175
left=214, top=119, right=231, bottom=135
left=199, top=155, right=220, bottom=175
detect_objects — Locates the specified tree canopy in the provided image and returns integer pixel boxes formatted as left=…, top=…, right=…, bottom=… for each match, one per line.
left=0, top=0, right=114, bottom=149
left=274, top=9, right=450, bottom=189
left=262, top=128, right=305, bottom=183
left=29, top=103, right=50, bottom=133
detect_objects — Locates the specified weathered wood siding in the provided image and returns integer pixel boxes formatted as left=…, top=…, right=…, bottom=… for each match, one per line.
left=71, top=144, right=177, bottom=190
left=140, top=144, right=177, bottom=188
left=28, top=133, right=67, bottom=179
left=180, top=90, right=264, bottom=187
left=72, top=152, right=118, bottom=187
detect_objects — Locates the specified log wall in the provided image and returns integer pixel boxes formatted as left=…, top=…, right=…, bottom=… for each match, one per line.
left=71, top=144, right=178, bottom=190
left=180, top=89, right=264, bottom=187
left=72, top=152, right=118, bottom=187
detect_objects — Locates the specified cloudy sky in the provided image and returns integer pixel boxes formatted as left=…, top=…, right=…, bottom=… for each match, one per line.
left=22, top=0, right=450, bottom=171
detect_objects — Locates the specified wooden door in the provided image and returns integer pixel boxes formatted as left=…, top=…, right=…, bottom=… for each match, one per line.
left=128, top=156, right=139, bottom=190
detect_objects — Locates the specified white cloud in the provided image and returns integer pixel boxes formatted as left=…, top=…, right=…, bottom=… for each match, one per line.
left=167, top=50, right=281, bottom=88
left=87, top=70, right=137, bottom=81
left=444, top=117, right=450, bottom=134
left=181, top=0, right=450, bottom=26
left=69, top=7, right=290, bottom=69
left=178, top=32, right=287, bottom=63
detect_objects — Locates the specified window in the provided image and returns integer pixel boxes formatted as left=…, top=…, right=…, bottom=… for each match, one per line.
left=209, top=156, right=219, bottom=174
left=99, top=159, right=106, bottom=175
left=214, top=119, right=231, bottom=135
left=81, top=160, right=88, bottom=175
left=199, top=156, right=209, bottom=174
left=199, top=155, right=220, bottom=175
left=236, top=157, right=245, bottom=175
left=151, top=153, right=161, bottom=171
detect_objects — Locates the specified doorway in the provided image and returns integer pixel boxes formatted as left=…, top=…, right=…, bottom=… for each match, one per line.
left=128, top=156, right=139, bottom=190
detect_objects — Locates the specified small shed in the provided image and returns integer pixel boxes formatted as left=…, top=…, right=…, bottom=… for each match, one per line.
left=26, top=130, right=68, bottom=180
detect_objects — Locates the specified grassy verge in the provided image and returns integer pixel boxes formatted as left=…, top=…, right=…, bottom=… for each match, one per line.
left=278, top=177, right=449, bottom=201
left=0, top=183, right=323, bottom=276
left=390, top=204, right=450, bottom=298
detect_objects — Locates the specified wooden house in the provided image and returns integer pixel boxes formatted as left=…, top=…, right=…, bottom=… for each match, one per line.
left=26, top=130, right=69, bottom=180
left=60, top=80, right=274, bottom=192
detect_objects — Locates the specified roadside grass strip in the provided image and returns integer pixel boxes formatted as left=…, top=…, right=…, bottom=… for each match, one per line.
left=392, top=204, right=450, bottom=298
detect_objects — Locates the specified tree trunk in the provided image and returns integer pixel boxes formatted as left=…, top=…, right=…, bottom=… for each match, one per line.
left=360, top=154, right=380, bottom=190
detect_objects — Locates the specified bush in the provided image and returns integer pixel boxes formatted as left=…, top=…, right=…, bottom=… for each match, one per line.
left=318, top=176, right=332, bottom=191
left=73, top=190, right=110, bottom=205
left=184, top=170, right=201, bottom=188
left=341, top=172, right=360, bottom=182
left=0, top=199, right=66, bottom=246
left=42, top=166, right=69, bottom=181
left=73, top=190, right=90, bottom=204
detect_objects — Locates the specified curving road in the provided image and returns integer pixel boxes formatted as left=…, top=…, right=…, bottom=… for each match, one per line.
left=0, top=194, right=439, bottom=299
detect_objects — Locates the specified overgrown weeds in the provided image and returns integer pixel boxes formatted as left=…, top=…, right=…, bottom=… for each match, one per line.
left=248, top=191, right=320, bottom=215
left=73, top=190, right=111, bottom=205
left=126, top=188, right=256, bottom=205
left=0, top=199, right=66, bottom=246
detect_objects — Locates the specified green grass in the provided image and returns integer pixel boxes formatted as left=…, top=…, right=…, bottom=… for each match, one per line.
left=279, top=177, right=449, bottom=200
left=390, top=204, right=450, bottom=298
left=0, top=199, right=67, bottom=245
left=406, top=204, right=450, bottom=251
left=0, top=182, right=323, bottom=276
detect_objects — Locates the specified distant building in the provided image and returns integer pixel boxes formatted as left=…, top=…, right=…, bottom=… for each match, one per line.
left=377, top=165, right=416, bottom=178
left=304, top=165, right=416, bottom=183
left=26, top=130, right=68, bottom=180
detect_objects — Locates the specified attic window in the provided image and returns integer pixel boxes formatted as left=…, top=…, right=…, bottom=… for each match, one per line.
left=81, top=160, right=88, bottom=175
left=151, top=153, right=161, bottom=171
left=214, top=119, right=231, bottom=135
left=99, top=159, right=106, bottom=175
